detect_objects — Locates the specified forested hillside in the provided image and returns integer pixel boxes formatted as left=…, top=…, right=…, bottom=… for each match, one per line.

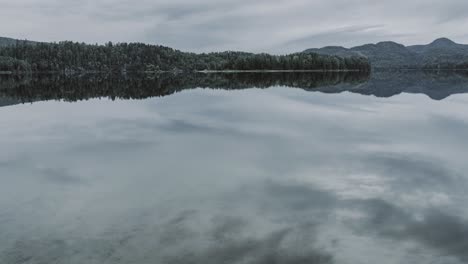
left=0, top=37, right=36, bottom=47
left=0, top=40, right=370, bottom=73
left=304, top=38, right=468, bottom=69
left=0, top=37, right=21, bottom=47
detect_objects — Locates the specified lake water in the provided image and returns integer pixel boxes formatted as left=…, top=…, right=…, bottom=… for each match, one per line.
left=1, top=72, right=468, bottom=264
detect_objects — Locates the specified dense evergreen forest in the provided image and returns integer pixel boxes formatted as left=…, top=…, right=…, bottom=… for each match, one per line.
left=0, top=41, right=371, bottom=73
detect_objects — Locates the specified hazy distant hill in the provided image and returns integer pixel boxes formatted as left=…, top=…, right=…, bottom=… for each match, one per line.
left=408, top=38, right=468, bottom=66
left=304, top=38, right=468, bottom=69
left=304, top=46, right=364, bottom=58
left=353, top=41, right=421, bottom=68
left=0, top=37, right=18, bottom=47
left=0, top=37, right=36, bottom=47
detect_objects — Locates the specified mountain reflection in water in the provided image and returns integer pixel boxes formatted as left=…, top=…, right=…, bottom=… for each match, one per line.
left=1, top=71, right=468, bottom=106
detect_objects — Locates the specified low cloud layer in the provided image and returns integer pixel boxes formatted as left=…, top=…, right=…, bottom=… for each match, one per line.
left=1, top=0, right=468, bottom=53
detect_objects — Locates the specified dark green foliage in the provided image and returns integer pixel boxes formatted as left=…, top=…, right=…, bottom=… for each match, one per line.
left=0, top=41, right=370, bottom=73
left=0, top=56, right=31, bottom=73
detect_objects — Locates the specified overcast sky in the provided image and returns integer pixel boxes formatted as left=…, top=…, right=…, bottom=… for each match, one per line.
left=1, top=0, right=468, bottom=53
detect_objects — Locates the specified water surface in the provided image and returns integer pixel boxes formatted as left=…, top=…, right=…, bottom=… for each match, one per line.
left=1, top=72, right=468, bottom=264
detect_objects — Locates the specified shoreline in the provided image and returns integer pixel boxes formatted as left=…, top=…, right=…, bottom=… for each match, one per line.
left=195, top=69, right=364, bottom=73
left=2, top=68, right=468, bottom=76
left=0, top=69, right=369, bottom=76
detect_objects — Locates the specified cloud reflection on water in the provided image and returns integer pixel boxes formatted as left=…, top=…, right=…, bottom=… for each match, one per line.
left=0, top=83, right=468, bottom=263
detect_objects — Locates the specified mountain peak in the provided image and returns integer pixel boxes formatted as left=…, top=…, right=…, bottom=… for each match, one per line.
left=375, top=41, right=405, bottom=47
left=430, top=38, right=457, bottom=46
left=376, top=41, right=401, bottom=45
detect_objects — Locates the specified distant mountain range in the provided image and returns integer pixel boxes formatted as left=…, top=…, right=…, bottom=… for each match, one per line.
left=0, top=37, right=36, bottom=47
left=304, top=38, right=468, bottom=69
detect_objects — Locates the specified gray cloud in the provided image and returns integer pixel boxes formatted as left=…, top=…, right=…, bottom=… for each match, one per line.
left=1, top=206, right=334, bottom=264
left=261, top=180, right=338, bottom=213
left=363, top=152, right=465, bottom=192
left=258, top=180, right=468, bottom=262
left=39, top=167, right=87, bottom=185
left=1, top=0, right=468, bottom=53
left=162, top=222, right=333, bottom=264
left=357, top=199, right=468, bottom=263
left=428, top=114, right=468, bottom=142
left=2, top=85, right=468, bottom=264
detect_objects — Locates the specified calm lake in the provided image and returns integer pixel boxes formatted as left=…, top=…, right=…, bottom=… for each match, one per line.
left=1, top=71, right=468, bottom=264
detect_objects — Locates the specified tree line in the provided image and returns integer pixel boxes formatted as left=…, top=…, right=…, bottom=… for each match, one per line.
left=0, top=41, right=371, bottom=73
left=421, top=62, right=468, bottom=70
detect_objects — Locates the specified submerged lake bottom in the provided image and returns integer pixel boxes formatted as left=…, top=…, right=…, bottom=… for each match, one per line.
left=1, top=71, right=468, bottom=264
